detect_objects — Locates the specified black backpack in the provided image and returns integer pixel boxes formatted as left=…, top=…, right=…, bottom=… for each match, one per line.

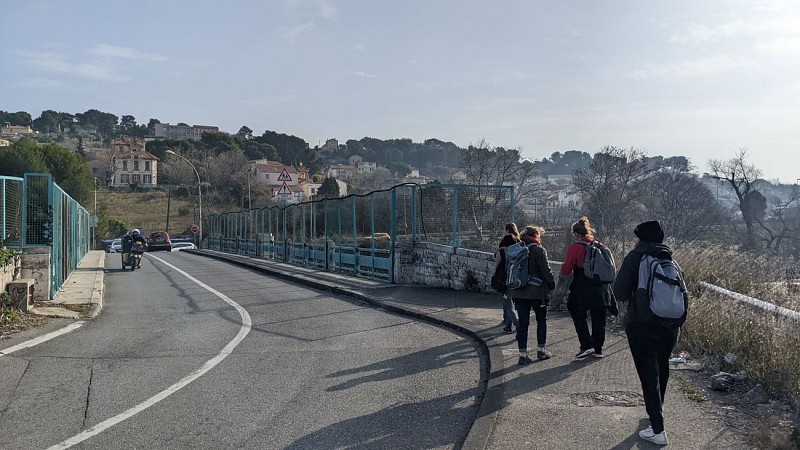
left=491, top=250, right=508, bottom=293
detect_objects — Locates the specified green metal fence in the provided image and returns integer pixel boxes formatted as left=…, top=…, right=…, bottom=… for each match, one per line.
left=1, top=174, right=91, bottom=299
left=207, top=183, right=514, bottom=283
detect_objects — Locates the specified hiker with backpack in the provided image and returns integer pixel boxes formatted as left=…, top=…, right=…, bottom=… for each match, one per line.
left=510, top=226, right=556, bottom=365
left=494, top=223, right=521, bottom=334
left=612, top=220, right=688, bottom=446
left=561, top=216, right=613, bottom=360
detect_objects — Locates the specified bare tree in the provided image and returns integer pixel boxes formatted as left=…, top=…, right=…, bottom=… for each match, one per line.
left=639, top=171, right=722, bottom=240
left=572, top=146, right=653, bottom=249
left=708, top=149, right=763, bottom=249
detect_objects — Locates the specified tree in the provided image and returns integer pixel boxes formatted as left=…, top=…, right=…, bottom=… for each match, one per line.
left=388, top=161, right=412, bottom=178
left=317, top=177, right=340, bottom=199
left=573, top=146, right=653, bottom=248
left=0, top=110, right=32, bottom=126
left=0, top=140, right=93, bottom=203
left=75, top=109, right=118, bottom=142
left=639, top=171, right=721, bottom=240
left=708, top=149, right=763, bottom=249
left=32, top=110, right=74, bottom=133
left=236, top=126, right=253, bottom=140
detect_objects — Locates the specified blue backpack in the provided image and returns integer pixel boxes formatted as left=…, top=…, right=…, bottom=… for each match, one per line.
left=505, top=242, right=542, bottom=289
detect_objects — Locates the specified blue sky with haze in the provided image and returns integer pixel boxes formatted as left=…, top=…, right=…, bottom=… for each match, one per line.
left=2, top=0, right=798, bottom=182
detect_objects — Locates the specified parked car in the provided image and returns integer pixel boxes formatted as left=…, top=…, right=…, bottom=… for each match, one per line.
left=171, top=242, right=197, bottom=251
left=148, top=231, right=172, bottom=252
left=110, top=239, right=122, bottom=253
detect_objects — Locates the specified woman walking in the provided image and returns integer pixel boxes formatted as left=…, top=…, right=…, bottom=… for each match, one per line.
left=562, top=216, right=607, bottom=359
left=497, top=223, right=521, bottom=333
left=513, top=226, right=556, bottom=365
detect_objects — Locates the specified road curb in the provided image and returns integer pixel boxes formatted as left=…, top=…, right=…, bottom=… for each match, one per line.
left=187, top=249, right=500, bottom=450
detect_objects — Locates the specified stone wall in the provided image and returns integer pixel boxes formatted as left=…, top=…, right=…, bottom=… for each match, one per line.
left=394, top=241, right=564, bottom=293
left=19, top=247, right=51, bottom=301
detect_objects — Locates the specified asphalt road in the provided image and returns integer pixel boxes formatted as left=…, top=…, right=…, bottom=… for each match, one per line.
left=0, top=252, right=481, bottom=449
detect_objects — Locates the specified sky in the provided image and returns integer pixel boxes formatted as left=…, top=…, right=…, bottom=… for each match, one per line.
left=1, top=0, right=799, bottom=183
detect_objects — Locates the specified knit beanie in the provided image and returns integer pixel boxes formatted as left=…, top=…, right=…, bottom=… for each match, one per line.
left=634, top=221, right=665, bottom=243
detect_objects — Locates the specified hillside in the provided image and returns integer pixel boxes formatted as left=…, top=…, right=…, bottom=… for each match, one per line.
left=96, top=190, right=200, bottom=238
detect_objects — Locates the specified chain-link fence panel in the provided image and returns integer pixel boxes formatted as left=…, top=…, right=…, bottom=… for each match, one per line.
left=1, top=176, right=24, bottom=247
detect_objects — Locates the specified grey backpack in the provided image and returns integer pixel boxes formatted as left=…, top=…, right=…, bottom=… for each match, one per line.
left=577, top=240, right=616, bottom=284
left=637, top=255, right=687, bottom=321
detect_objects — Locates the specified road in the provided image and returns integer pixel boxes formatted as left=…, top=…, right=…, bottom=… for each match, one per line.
left=0, top=252, right=481, bottom=449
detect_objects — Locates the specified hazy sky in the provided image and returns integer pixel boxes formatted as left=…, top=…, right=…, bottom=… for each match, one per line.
left=2, top=0, right=798, bottom=183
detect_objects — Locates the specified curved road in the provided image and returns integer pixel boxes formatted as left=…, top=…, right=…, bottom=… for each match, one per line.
left=0, top=252, right=481, bottom=449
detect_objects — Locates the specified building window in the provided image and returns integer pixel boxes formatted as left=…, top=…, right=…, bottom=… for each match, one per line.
left=145, top=161, right=151, bottom=172
left=123, top=161, right=128, bottom=170
left=134, top=160, right=139, bottom=171
left=121, top=174, right=130, bottom=183
left=144, top=175, right=152, bottom=184
left=132, top=174, right=141, bottom=183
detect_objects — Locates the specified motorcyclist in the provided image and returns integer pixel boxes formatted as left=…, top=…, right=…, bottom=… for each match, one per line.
left=121, top=229, right=147, bottom=268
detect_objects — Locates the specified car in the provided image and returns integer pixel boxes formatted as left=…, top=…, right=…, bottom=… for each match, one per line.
left=171, top=242, right=197, bottom=251
left=148, top=231, right=172, bottom=252
left=110, top=239, right=122, bottom=253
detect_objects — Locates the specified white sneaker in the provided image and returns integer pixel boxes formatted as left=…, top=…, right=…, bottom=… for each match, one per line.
left=639, top=426, right=668, bottom=445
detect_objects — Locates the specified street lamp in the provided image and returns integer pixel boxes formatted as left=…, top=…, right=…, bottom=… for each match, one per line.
left=166, top=150, right=202, bottom=247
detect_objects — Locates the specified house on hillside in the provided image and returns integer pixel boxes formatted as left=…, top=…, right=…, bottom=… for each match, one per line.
left=154, top=123, right=220, bottom=140
left=109, top=136, right=159, bottom=188
left=249, top=159, right=316, bottom=204
left=327, top=164, right=357, bottom=179
left=0, top=123, right=37, bottom=140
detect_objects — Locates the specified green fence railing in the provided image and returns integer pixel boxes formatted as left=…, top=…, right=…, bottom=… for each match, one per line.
left=207, top=182, right=514, bottom=283
left=2, top=174, right=91, bottom=299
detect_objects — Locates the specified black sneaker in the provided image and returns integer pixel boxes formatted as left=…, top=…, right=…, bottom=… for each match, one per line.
left=537, top=350, right=552, bottom=360
left=518, top=355, right=533, bottom=366
left=503, top=327, right=514, bottom=334
left=575, top=348, right=594, bottom=359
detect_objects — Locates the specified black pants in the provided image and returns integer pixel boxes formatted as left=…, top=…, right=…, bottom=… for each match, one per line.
left=568, top=302, right=606, bottom=352
left=626, top=323, right=680, bottom=434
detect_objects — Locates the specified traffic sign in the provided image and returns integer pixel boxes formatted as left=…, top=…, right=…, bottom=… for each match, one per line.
left=191, top=225, right=199, bottom=234
left=276, top=182, right=292, bottom=196
left=277, top=168, right=292, bottom=182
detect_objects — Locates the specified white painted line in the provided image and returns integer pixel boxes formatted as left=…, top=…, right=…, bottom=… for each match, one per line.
left=0, top=321, right=86, bottom=356
left=48, top=254, right=253, bottom=450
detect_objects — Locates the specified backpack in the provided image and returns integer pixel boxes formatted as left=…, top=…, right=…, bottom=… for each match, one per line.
left=490, top=251, right=508, bottom=293
left=506, top=242, right=538, bottom=290
left=637, top=255, right=687, bottom=323
left=577, top=240, right=616, bottom=284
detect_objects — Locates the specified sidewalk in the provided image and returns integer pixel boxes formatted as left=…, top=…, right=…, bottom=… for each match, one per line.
left=25, top=249, right=747, bottom=449
left=34, top=250, right=106, bottom=319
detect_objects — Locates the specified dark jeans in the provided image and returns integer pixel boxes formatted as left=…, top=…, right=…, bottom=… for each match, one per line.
left=568, top=302, right=606, bottom=352
left=515, top=300, right=547, bottom=352
left=627, top=323, right=680, bottom=434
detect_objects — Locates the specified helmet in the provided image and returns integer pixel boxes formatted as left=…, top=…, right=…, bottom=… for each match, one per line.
left=131, top=229, right=140, bottom=236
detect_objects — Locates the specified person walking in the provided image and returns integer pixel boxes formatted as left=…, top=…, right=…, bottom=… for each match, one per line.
left=497, top=223, right=521, bottom=334
left=613, top=221, right=686, bottom=446
left=512, top=226, right=556, bottom=365
left=562, top=216, right=607, bottom=359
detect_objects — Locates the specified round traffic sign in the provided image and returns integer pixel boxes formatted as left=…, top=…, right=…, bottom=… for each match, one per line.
left=191, top=225, right=199, bottom=234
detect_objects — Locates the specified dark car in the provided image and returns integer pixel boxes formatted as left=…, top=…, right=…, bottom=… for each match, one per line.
left=148, top=231, right=172, bottom=252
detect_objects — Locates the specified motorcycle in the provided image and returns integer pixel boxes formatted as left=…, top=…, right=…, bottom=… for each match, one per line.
left=123, top=242, right=146, bottom=271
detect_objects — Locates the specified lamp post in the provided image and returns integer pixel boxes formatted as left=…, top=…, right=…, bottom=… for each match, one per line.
left=166, top=150, right=202, bottom=247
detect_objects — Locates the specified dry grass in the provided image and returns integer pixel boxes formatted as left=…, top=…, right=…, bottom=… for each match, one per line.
left=97, top=190, right=199, bottom=237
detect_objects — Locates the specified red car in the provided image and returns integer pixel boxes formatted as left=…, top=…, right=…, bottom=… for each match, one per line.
left=148, top=231, right=172, bottom=252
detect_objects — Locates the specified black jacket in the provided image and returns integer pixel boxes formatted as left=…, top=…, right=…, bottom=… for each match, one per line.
left=122, top=234, right=146, bottom=252
left=512, top=241, right=555, bottom=303
left=613, top=241, right=686, bottom=326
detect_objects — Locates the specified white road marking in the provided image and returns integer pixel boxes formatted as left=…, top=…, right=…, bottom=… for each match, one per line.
left=0, top=321, right=85, bottom=356
left=48, top=254, right=253, bottom=450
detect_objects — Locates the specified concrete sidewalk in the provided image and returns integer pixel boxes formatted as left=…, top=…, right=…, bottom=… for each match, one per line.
left=32, top=250, right=106, bottom=319
left=22, top=249, right=747, bottom=449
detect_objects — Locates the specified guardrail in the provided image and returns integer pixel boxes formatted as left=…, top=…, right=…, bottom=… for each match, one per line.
left=699, top=281, right=800, bottom=322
